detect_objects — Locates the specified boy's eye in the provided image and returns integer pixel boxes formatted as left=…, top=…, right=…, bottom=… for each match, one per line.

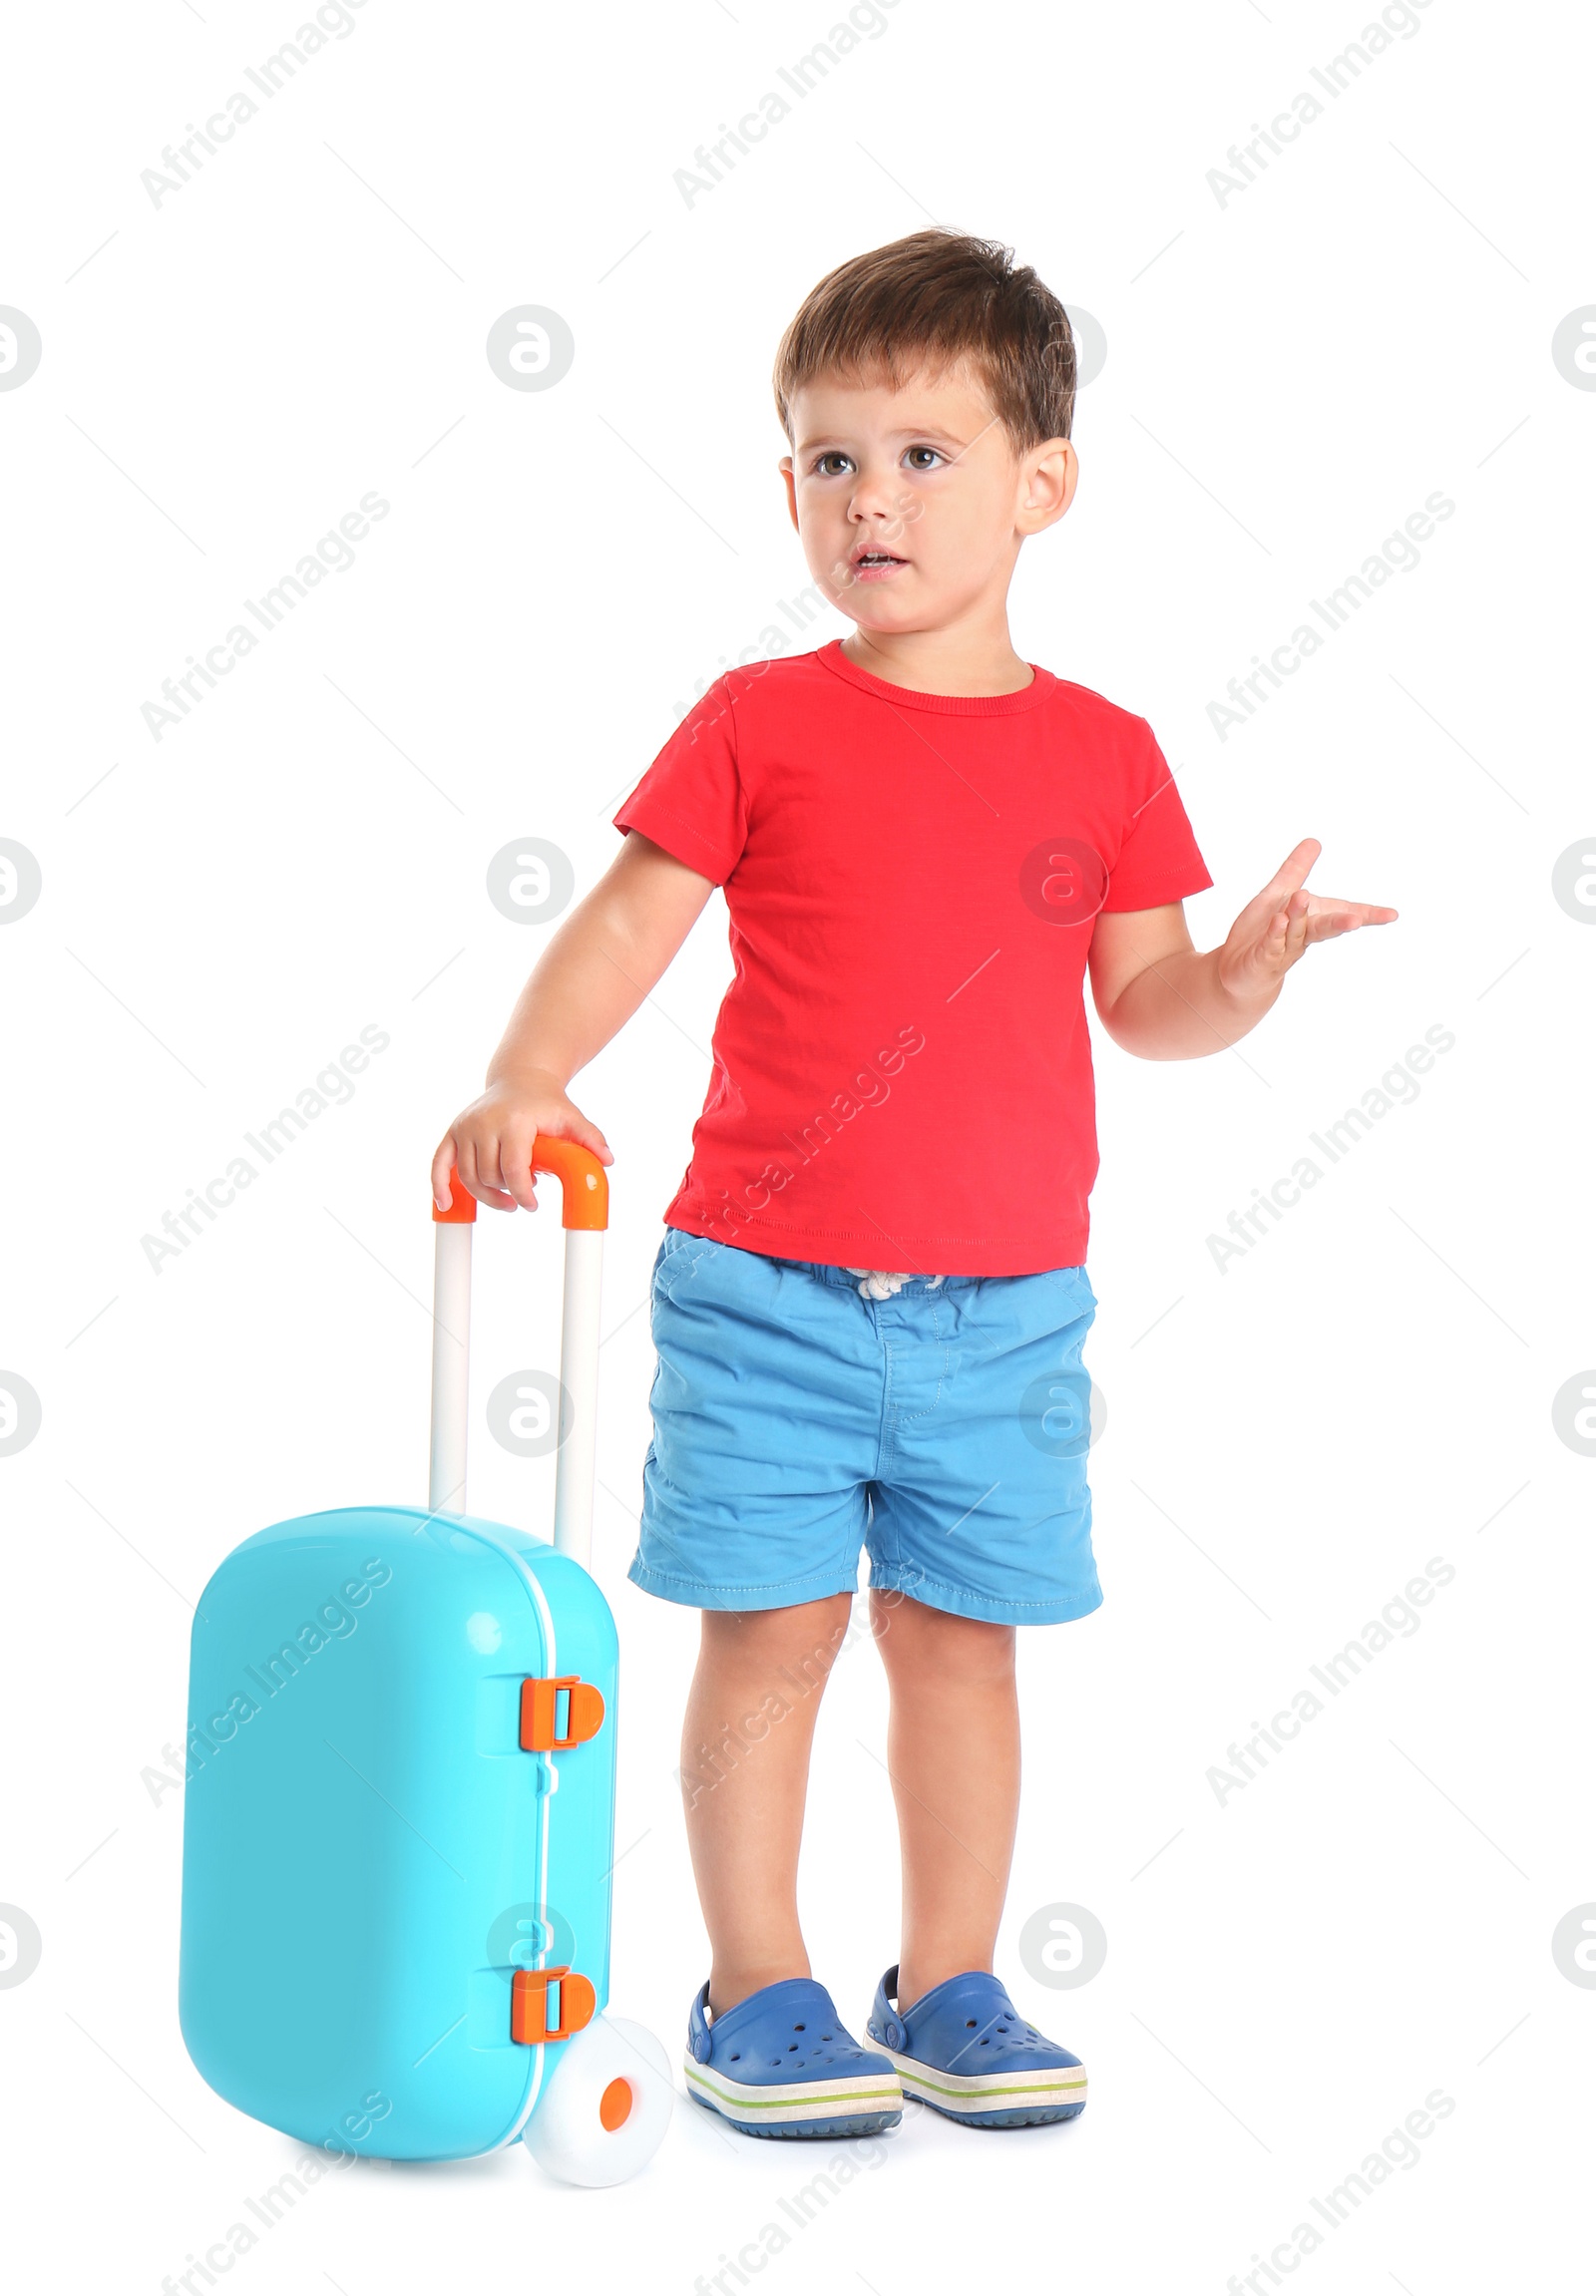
left=903, top=446, right=945, bottom=470
left=813, top=451, right=855, bottom=477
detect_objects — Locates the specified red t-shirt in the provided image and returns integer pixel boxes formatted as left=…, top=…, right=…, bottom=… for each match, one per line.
left=614, top=640, right=1211, bottom=1276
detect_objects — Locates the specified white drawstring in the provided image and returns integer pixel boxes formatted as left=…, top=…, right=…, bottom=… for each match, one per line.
left=845, top=1268, right=947, bottom=1301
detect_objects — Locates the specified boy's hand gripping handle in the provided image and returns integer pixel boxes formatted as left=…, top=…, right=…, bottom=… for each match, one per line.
left=428, top=1138, right=608, bottom=1565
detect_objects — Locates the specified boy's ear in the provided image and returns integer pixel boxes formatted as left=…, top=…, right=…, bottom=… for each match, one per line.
left=778, top=455, right=799, bottom=533
left=1017, top=438, right=1078, bottom=536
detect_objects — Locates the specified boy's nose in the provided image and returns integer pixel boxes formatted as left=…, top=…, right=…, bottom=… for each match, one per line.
left=848, top=468, right=909, bottom=522
left=849, top=459, right=909, bottom=514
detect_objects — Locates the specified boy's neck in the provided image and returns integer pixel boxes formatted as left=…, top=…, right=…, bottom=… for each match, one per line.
left=840, top=618, right=1034, bottom=698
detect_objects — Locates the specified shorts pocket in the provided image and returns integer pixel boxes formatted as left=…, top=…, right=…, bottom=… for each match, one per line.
left=651, top=1227, right=726, bottom=1306
left=1014, top=1262, right=1096, bottom=1326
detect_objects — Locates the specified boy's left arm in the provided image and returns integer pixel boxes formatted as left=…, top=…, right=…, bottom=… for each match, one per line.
left=1088, top=837, right=1397, bottom=1059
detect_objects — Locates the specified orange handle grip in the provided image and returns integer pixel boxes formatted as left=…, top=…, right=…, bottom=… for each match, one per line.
left=434, top=1134, right=608, bottom=1230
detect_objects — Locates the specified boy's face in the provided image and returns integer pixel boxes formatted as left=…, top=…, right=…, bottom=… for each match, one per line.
left=779, top=362, right=1075, bottom=638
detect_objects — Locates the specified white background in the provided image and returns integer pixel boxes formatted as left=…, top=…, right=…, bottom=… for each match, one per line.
left=2, top=0, right=1592, bottom=2287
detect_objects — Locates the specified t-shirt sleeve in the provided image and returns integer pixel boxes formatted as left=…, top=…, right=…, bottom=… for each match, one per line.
left=1101, top=719, right=1213, bottom=913
left=612, top=676, right=748, bottom=887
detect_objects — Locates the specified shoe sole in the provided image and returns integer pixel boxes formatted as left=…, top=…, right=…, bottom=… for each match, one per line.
left=879, top=2044, right=1087, bottom=2127
left=684, top=2057, right=903, bottom=2139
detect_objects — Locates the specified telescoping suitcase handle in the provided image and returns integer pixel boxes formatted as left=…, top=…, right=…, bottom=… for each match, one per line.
left=429, top=1137, right=608, bottom=1566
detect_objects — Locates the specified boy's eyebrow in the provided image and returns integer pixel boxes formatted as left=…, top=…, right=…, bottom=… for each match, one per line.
left=794, top=423, right=975, bottom=455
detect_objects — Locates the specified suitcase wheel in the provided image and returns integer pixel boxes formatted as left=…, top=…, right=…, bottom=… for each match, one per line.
left=523, top=2015, right=673, bottom=2186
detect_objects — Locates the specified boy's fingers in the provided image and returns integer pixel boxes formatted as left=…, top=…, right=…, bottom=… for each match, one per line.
left=481, top=1137, right=525, bottom=1213
left=498, top=1124, right=545, bottom=1211
left=1310, top=898, right=1398, bottom=928
left=1236, top=885, right=1292, bottom=950
left=436, top=1099, right=615, bottom=1214
left=572, top=1116, right=614, bottom=1164
left=533, top=1101, right=614, bottom=1157
left=537, top=1108, right=615, bottom=1166
left=1257, top=837, right=1322, bottom=906
left=458, top=1136, right=515, bottom=1213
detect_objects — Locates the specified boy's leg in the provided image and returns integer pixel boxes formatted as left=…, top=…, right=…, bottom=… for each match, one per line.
left=868, top=1590, right=1019, bottom=2011
left=681, top=1591, right=854, bottom=2017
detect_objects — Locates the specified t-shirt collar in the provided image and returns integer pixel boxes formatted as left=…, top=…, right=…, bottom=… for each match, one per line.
left=815, top=638, right=1054, bottom=716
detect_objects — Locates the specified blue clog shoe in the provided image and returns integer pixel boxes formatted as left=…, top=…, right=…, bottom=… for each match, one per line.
left=684, top=1977, right=903, bottom=2138
left=866, top=1965, right=1087, bottom=2127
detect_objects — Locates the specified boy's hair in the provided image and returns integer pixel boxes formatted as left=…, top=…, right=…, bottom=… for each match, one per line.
left=773, top=228, right=1075, bottom=453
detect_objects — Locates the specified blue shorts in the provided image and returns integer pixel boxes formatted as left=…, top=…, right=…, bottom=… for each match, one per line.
left=628, top=1229, right=1102, bottom=1628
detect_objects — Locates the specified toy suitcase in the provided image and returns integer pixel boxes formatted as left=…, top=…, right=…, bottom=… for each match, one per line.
left=178, top=1139, right=670, bottom=2185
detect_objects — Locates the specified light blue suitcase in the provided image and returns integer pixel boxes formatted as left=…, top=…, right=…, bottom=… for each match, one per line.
left=179, top=1142, right=671, bottom=2184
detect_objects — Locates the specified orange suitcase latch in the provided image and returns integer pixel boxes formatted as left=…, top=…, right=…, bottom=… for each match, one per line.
left=520, top=1675, right=605, bottom=1752
left=512, top=1965, right=597, bottom=2046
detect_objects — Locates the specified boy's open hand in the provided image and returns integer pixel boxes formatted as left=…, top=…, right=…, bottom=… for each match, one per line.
left=1217, top=839, right=1397, bottom=1007
left=431, top=1072, right=612, bottom=1214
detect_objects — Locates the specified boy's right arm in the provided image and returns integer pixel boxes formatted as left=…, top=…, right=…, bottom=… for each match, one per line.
left=431, top=831, right=715, bottom=1213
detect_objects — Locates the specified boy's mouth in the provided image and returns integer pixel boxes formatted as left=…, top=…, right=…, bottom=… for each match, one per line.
left=850, top=548, right=908, bottom=579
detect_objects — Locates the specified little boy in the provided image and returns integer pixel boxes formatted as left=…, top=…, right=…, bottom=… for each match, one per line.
left=433, top=230, right=1394, bottom=2138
